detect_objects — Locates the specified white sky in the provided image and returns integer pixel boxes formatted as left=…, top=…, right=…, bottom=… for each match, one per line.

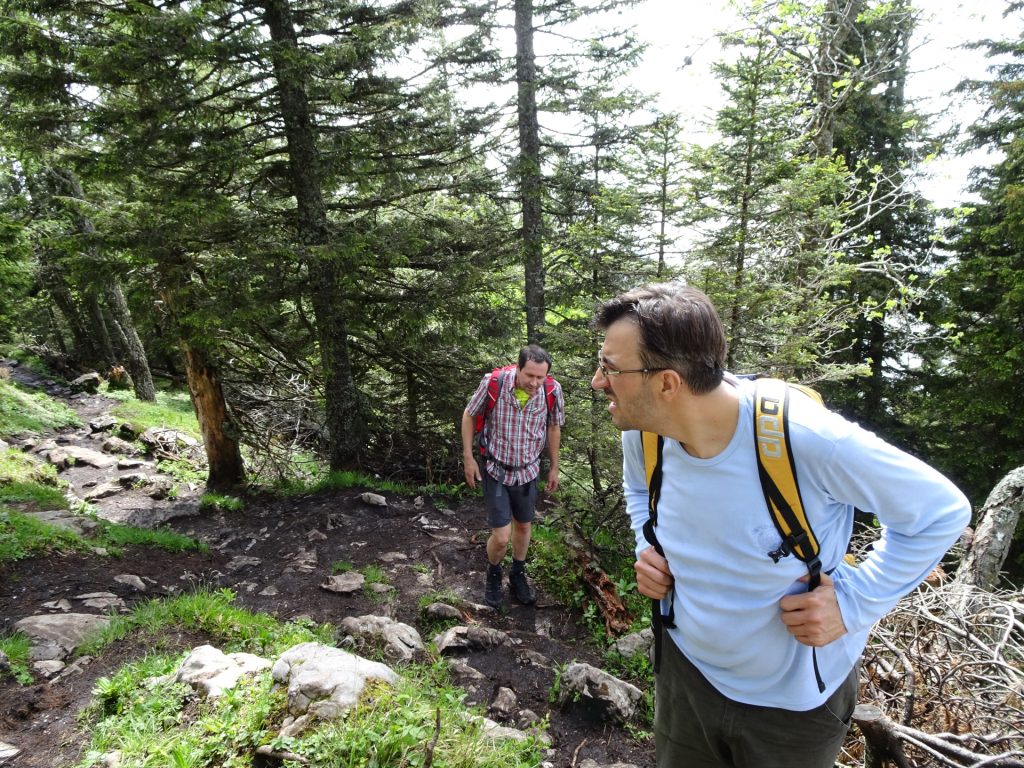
left=624, top=0, right=1021, bottom=208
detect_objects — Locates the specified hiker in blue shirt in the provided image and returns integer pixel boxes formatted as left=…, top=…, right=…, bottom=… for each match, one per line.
left=591, top=283, right=971, bottom=768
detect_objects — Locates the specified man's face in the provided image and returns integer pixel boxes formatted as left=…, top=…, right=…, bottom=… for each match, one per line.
left=592, top=319, right=658, bottom=432
left=516, top=359, right=550, bottom=395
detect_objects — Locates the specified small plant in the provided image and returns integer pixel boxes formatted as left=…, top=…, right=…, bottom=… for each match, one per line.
left=361, top=564, right=388, bottom=585
left=331, top=560, right=354, bottom=574
left=198, top=493, right=244, bottom=513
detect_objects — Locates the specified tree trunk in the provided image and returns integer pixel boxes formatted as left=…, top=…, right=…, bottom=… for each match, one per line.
left=38, top=262, right=100, bottom=367
left=181, top=341, right=246, bottom=491
left=263, top=0, right=365, bottom=470
left=83, top=288, right=117, bottom=370
left=103, top=281, right=157, bottom=401
left=515, top=0, right=545, bottom=344
left=956, top=466, right=1022, bottom=590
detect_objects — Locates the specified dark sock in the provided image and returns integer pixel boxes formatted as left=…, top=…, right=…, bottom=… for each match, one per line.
left=487, top=562, right=502, bottom=576
left=511, top=558, right=526, bottom=574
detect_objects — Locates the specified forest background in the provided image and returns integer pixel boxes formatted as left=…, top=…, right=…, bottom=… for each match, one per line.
left=1, top=0, right=1023, bottom=584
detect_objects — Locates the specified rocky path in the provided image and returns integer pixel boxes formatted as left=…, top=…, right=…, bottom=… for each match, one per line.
left=0, top=362, right=655, bottom=768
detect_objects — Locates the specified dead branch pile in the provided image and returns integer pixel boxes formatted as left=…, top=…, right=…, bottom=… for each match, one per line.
left=843, top=582, right=1024, bottom=767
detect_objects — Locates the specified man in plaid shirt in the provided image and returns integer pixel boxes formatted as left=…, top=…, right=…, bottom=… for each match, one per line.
left=461, top=345, right=565, bottom=608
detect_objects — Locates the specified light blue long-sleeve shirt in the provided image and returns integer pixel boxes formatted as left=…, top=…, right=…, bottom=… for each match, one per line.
left=623, top=376, right=971, bottom=711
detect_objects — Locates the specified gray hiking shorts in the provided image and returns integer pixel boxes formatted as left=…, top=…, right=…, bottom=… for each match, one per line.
left=482, top=470, right=537, bottom=528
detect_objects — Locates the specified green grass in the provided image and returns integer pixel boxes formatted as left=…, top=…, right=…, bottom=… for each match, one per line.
left=0, top=378, right=81, bottom=439
left=198, top=493, right=245, bottom=513
left=0, top=507, right=207, bottom=564
left=73, top=591, right=544, bottom=768
left=106, top=388, right=200, bottom=440
left=0, top=631, right=34, bottom=684
left=0, top=447, right=205, bottom=563
left=0, top=449, right=68, bottom=508
left=274, top=469, right=463, bottom=502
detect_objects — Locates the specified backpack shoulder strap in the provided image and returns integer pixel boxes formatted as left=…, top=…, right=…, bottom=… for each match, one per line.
left=639, top=430, right=675, bottom=672
left=543, top=375, right=557, bottom=421
left=753, top=378, right=821, bottom=584
left=484, top=366, right=511, bottom=416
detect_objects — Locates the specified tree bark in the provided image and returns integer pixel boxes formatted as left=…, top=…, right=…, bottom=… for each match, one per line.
left=956, top=466, right=1023, bottom=590
left=263, top=0, right=365, bottom=470
left=181, top=341, right=245, bottom=491
left=103, top=281, right=157, bottom=401
left=515, top=0, right=545, bottom=344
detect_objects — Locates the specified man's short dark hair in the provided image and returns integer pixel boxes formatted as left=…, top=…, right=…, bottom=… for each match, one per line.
left=518, top=344, right=552, bottom=372
left=594, top=283, right=727, bottom=394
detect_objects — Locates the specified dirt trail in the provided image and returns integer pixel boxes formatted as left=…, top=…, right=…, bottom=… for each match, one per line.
left=0, top=364, right=654, bottom=768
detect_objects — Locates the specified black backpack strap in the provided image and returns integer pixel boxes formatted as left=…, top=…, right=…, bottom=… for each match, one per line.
left=641, top=431, right=675, bottom=673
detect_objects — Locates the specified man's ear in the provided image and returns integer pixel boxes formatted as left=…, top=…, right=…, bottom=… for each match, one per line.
left=657, top=368, right=685, bottom=400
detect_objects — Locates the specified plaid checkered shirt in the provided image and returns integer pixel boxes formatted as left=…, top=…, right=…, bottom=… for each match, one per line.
left=467, top=367, right=565, bottom=486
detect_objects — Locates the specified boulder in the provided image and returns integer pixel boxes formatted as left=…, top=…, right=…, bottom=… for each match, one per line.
left=337, top=615, right=424, bottom=662
left=69, top=372, right=101, bottom=393
left=62, top=445, right=119, bottom=469
left=433, top=625, right=512, bottom=654
left=174, top=644, right=271, bottom=698
left=271, top=642, right=398, bottom=720
left=556, top=662, right=644, bottom=723
left=14, top=613, right=112, bottom=656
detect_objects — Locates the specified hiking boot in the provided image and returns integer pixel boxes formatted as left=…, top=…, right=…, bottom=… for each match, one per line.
left=509, top=568, right=536, bottom=605
left=484, top=563, right=503, bottom=608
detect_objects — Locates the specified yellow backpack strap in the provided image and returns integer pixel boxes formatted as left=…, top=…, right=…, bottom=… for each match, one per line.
left=641, top=431, right=661, bottom=507
left=639, top=430, right=674, bottom=672
left=755, top=378, right=829, bottom=694
left=753, top=378, right=821, bottom=583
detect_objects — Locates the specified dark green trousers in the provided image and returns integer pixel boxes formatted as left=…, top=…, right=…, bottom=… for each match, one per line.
left=654, top=636, right=857, bottom=768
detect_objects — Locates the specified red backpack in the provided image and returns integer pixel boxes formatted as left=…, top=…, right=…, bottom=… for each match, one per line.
left=473, top=365, right=557, bottom=457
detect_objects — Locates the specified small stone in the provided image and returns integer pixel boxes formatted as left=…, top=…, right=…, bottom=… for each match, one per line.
left=114, top=575, right=147, bottom=592
left=259, top=586, right=278, bottom=596
left=358, top=492, right=387, bottom=506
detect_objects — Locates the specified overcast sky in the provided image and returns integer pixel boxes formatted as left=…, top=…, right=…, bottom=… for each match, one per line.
left=624, top=0, right=1021, bottom=207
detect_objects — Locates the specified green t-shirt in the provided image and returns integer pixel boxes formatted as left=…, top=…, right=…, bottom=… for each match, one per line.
left=514, top=387, right=530, bottom=408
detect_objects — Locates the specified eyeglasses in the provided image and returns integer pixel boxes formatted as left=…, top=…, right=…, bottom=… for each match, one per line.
left=596, top=352, right=668, bottom=378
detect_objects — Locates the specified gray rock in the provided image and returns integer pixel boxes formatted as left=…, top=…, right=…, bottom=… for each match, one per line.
left=89, top=416, right=118, bottom=433
left=85, top=482, right=123, bottom=501
left=32, top=659, right=66, bottom=677
left=114, top=574, right=147, bottom=592
left=62, top=445, right=119, bottom=469
left=271, top=642, right=398, bottom=720
left=579, top=761, right=640, bottom=768
left=75, top=592, right=127, bottom=611
left=23, top=510, right=87, bottom=535
left=433, top=625, right=512, bottom=654
left=358, top=492, right=388, bottom=507
left=611, top=628, right=654, bottom=659
left=116, top=458, right=151, bottom=469
left=174, top=644, right=271, bottom=698
left=103, top=436, right=137, bottom=456
left=116, top=472, right=150, bottom=489
left=139, top=427, right=199, bottom=451
left=147, top=476, right=175, bottom=499
left=70, top=372, right=101, bottom=393
left=338, top=615, right=424, bottom=662
left=226, top=556, right=262, bottom=572
left=556, top=662, right=644, bottom=723
left=14, top=613, right=112, bottom=656
left=0, top=438, right=8, bottom=451
left=422, top=602, right=463, bottom=621
left=489, top=686, right=518, bottom=720
left=46, top=447, right=72, bottom=469
left=320, top=572, right=365, bottom=594
left=0, top=740, right=19, bottom=760
left=41, top=599, right=73, bottom=612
